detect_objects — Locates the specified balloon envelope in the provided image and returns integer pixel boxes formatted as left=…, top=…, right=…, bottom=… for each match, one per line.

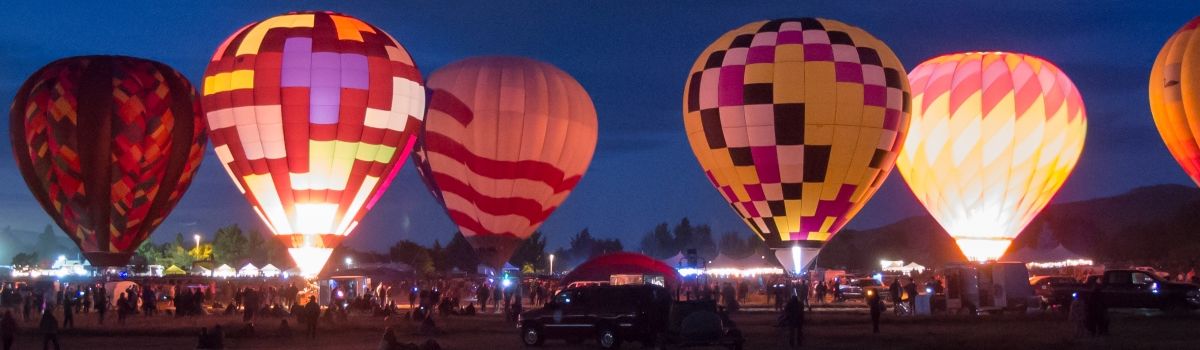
left=413, top=56, right=598, bottom=269
left=1151, top=17, right=1200, bottom=187
left=10, top=55, right=207, bottom=266
left=683, top=18, right=911, bottom=273
left=202, top=11, right=425, bottom=277
left=898, top=52, right=1087, bottom=262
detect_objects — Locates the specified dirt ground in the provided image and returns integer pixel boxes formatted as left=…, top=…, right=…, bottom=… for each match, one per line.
left=6, top=307, right=1200, bottom=349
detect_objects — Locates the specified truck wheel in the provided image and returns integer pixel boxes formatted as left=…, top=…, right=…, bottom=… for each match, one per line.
left=598, top=327, right=622, bottom=349
left=521, top=326, right=544, bottom=346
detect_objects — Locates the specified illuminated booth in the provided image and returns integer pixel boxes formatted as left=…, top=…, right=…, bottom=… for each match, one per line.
left=1004, top=244, right=1096, bottom=271
left=213, top=264, right=236, bottom=278
left=261, top=264, right=282, bottom=278
left=680, top=254, right=784, bottom=278
left=562, top=252, right=681, bottom=290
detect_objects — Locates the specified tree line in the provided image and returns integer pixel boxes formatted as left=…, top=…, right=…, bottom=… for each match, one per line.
left=132, top=224, right=292, bottom=270
left=337, top=228, right=626, bottom=276
left=638, top=217, right=768, bottom=261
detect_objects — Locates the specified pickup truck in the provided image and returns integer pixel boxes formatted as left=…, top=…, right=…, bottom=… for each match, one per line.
left=1041, top=270, right=1200, bottom=311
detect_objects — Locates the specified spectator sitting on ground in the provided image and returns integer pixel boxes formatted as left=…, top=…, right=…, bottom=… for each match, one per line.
left=378, top=326, right=399, bottom=350
left=277, top=319, right=292, bottom=338
left=462, top=302, right=476, bottom=316
left=234, top=322, right=256, bottom=338
left=419, top=313, right=442, bottom=335
left=197, top=327, right=211, bottom=349
left=210, top=325, right=225, bottom=349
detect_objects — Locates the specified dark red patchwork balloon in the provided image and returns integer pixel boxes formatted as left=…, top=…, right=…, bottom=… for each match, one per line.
left=10, top=55, right=207, bottom=266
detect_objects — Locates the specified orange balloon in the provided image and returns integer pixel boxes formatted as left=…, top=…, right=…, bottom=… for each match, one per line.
left=1150, top=17, right=1200, bottom=187
left=898, top=52, right=1087, bottom=262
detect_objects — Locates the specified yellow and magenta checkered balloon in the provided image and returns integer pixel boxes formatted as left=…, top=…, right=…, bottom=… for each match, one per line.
left=683, top=18, right=911, bottom=268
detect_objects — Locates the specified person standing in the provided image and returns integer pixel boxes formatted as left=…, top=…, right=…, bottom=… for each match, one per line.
left=243, top=288, right=257, bottom=323
left=39, top=309, right=59, bottom=350
left=116, top=293, right=127, bottom=325
left=1068, top=295, right=1088, bottom=337
left=889, top=279, right=902, bottom=315
left=303, top=296, right=320, bottom=340
left=903, top=279, right=918, bottom=315
left=142, top=286, right=155, bottom=317
left=477, top=284, right=490, bottom=313
left=773, top=284, right=785, bottom=311
left=80, top=287, right=91, bottom=314
left=61, top=291, right=73, bottom=329
left=2, top=311, right=17, bottom=350
left=492, top=283, right=502, bottom=313
left=867, top=291, right=883, bottom=334
left=780, top=296, right=804, bottom=347
left=22, top=291, right=32, bottom=323
left=1085, top=286, right=1109, bottom=336
left=722, top=283, right=739, bottom=313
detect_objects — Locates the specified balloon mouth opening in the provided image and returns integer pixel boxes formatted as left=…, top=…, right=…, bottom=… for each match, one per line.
left=954, top=238, right=1012, bottom=263
left=82, top=252, right=134, bottom=267
left=773, top=246, right=821, bottom=275
left=288, top=247, right=334, bottom=278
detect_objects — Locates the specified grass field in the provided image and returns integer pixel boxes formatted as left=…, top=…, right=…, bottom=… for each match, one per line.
left=5, top=307, right=1200, bottom=349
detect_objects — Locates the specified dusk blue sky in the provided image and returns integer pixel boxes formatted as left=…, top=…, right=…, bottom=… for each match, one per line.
left=2, top=1, right=1199, bottom=252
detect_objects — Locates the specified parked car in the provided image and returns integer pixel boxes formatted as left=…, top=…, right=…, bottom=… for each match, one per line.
left=1044, top=269, right=1200, bottom=311
left=840, top=278, right=884, bottom=300
left=655, top=299, right=743, bottom=350
left=1029, top=275, right=1081, bottom=309
left=519, top=284, right=671, bottom=349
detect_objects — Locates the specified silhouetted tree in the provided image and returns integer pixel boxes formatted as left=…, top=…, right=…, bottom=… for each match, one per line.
left=510, top=231, right=547, bottom=270
left=444, top=232, right=480, bottom=272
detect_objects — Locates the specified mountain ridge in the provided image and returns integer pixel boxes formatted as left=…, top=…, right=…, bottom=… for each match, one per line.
left=817, top=184, right=1200, bottom=270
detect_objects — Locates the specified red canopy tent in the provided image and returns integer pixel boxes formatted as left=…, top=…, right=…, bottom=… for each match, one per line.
left=562, top=252, right=682, bottom=289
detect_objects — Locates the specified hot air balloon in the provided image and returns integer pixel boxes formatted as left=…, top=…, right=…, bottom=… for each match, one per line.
left=412, top=56, right=598, bottom=270
left=898, top=52, right=1087, bottom=262
left=683, top=18, right=911, bottom=274
left=202, top=11, right=425, bottom=277
left=10, top=55, right=207, bottom=266
left=1151, top=17, right=1200, bottom=186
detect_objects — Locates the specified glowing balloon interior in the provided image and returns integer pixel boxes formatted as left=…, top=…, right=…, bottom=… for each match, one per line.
left=202, top=12, right=425, bottom=277
left=683, top=18, right=911, bottom=271
left=10, top=55, right=207, bottom=267
left=1150, top=17, right=1200, bottom=187
left=899, top=52, right=1087, bottom=262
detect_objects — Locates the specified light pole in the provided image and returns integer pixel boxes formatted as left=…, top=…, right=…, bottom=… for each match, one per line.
left=549, top=254, right=555, bottom=275
left=193, top=234, right=201, bottom=250
left=345, top=257, right=353, bottom=268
